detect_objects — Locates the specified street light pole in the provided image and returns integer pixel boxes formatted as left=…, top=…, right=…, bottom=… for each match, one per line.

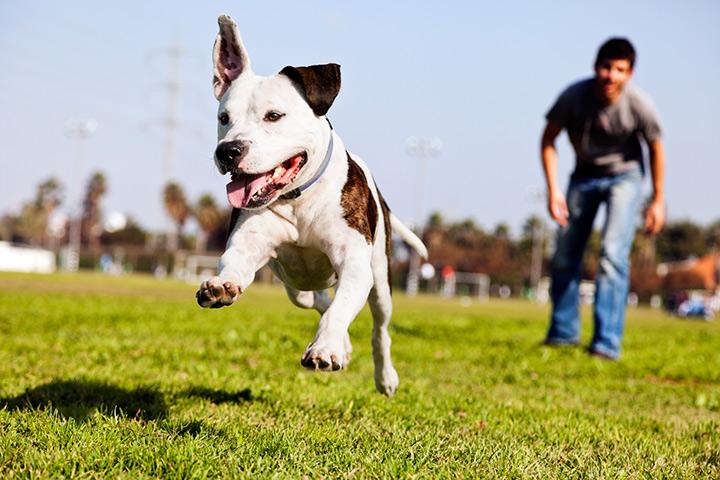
left=530, top=221, right=545, bottom=294
left=404, top=136, right=442, bottom=296
left=528, top=188, right=547, bottom=300
left=63, top=119, right=98, bottom=272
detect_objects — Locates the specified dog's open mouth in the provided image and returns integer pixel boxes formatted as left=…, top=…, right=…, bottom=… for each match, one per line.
left=226, top=153, right=307, bottom=209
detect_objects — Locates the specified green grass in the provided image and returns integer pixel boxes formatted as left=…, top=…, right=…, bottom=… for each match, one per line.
left=0, top=272, right=718, bottom=478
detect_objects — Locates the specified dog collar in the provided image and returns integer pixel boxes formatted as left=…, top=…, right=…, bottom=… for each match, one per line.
left=280, top=130, right=334, bottom=200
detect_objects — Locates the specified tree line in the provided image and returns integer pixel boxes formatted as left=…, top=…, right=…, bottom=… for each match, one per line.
left=2, top=176, right=718, bottom=292
left=422, top=211, right=720, bottom=298
left=0, top=174, right=230, bottom=257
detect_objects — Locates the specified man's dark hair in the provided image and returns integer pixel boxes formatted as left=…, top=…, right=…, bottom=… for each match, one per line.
left=595, top=38, right=636, bottom=68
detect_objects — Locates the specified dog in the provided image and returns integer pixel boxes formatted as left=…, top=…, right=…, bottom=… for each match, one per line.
left=196, top=15, right=427, bottom=396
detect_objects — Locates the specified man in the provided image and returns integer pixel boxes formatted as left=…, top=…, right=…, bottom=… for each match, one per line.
left=540, top=38, right=665, bottom=359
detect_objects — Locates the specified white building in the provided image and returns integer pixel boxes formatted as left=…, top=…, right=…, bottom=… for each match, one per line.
left=0, top=242, right=56, bottom=273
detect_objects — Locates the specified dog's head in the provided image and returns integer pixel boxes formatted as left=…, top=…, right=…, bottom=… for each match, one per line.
left=212, top=15, right=341, bottom=210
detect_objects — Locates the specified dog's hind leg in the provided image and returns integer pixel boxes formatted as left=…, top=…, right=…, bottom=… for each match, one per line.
left=368, top=259, right=399, bottom=396
left=284, top=285, right=332, bottom=314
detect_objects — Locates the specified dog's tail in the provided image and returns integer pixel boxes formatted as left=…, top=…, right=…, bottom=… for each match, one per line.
left=390, top=213, right=428, bottom=259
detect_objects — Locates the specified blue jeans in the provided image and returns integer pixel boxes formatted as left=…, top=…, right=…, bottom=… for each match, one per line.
left=545, top=166, right=644, bottom=358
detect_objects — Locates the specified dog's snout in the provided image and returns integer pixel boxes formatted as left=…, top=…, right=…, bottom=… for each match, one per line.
left=215, top=140, right=249, bottom=170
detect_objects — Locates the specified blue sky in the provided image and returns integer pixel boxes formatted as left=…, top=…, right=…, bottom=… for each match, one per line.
left=1, top=1, right=718, bottom=235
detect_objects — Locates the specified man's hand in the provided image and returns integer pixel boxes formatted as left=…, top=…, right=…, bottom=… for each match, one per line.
left=645, top=140, right=666, bottom=236
left=644, top=199, right=665, bottom=235
left=540, top=122, right=568, bottom=226
left=548, top=190, right=569, bottom=227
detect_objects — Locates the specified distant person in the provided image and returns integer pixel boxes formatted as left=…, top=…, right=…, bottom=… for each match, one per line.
left=540, top=38, right=665, bottom=359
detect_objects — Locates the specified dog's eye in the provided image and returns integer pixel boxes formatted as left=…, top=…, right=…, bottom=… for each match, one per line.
left=218, top=112, right=230, bottom=125
left=264, top=111, right=285, bottom=122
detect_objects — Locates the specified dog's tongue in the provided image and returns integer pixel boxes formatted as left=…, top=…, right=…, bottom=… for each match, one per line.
left=226, top=172, right=272, bottom=208
left=225, top=155, right=304, bottom=209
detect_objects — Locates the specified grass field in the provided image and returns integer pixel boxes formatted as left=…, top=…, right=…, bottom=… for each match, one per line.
left=0, top=272, right=718, bottom=478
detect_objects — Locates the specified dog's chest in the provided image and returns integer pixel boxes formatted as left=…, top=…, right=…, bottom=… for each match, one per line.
left=273, top=243, right=336, bottom=290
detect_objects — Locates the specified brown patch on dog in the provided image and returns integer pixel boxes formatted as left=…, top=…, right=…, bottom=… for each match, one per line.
left=341, top=155, right=377, bottom=244
left=279, top=64, right=341, bottom=117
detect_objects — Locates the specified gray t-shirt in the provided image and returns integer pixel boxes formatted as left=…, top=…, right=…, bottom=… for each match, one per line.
left=546, top=78, right=662, bottom=177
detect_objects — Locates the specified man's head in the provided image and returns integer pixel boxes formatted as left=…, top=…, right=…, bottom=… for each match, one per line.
left=593, top=38, right=635, bottom=103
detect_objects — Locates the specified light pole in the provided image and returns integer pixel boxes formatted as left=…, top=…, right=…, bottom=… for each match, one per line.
left=63, top=119, right=98, bottom=272
left=528, top=188, right=547, bottom=300
left=530, top=221, right=545, bottom=294
left=405, top=136, right=442, bottom=296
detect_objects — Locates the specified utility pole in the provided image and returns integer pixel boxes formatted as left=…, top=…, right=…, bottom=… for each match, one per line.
left=147, top=43, right=188, bottom=256
left=150, top=44, right=186, bottom=182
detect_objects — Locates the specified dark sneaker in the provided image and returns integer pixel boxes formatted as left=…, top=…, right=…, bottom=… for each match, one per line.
left=588, top=349, right=618, bottom=361
left=542, top=339, right=581, bottom=347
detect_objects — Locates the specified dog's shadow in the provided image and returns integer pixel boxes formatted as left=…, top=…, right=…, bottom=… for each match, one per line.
left=0, top=379, right=168, bottom=421
left=0, top=379, right=258, bottom=423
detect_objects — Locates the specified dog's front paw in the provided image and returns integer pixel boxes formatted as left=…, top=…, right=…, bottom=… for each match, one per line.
left=196, top=277, right=241, bottom=308
left=301, top=336, right=349, bottom=372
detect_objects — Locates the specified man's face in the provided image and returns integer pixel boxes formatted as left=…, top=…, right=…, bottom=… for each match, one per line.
left=594, top=58, right=633, bottom=103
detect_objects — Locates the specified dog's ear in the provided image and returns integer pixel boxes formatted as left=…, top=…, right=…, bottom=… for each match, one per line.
left=213, top=15, right=251, bottom=100
left=279, top=64, right=341, bottom=117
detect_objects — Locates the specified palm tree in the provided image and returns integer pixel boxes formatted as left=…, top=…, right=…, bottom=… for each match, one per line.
left=16, top=177, right=64, bottom=246
left=163, top=181, right=190, bottom=251
left=82, top=171, right=107, bottom=249
left=16, top=203, right=47, bottom=247
left=194, top=193, right=222, bottom=253
left=37, top=178, right=63, bottom=213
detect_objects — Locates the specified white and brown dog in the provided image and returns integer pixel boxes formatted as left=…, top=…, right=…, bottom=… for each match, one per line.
left=196, top=15, right=427, bottom=395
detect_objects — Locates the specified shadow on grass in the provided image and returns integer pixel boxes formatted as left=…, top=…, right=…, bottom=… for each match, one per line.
left=1, top=380, right=261, bottom=426
left=390, top=323, right=429, bottom=338
left=182, top=386, right=257, bottom=404
left=0, top=379, right=167, bottom=421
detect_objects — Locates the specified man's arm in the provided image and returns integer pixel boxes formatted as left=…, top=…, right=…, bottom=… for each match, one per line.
left=541, top=121, right=569, bottom=226
left=644, top=139, right=665, bottom=235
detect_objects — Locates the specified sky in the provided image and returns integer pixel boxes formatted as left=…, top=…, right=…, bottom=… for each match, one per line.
left=1, top=0, right=719, bottom=236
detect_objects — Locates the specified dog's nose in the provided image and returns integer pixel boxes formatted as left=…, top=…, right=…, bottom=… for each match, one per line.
left=215, top=140, right=249, bottom=170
